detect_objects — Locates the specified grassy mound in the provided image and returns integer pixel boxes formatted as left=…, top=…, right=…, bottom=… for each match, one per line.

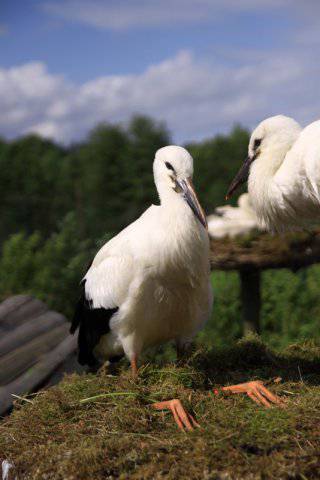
left=1, top=336, right=320, bottom=479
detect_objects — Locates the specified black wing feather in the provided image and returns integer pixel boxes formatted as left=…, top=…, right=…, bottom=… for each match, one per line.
left=70, top=279, right=119, bottom=367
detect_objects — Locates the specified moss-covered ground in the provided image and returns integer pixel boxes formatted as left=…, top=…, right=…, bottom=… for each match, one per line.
left=1, top=336, right=320, bottom=479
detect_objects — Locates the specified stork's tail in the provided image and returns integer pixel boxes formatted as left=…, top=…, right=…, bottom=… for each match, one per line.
left=70, top=283, right=119, bottom=367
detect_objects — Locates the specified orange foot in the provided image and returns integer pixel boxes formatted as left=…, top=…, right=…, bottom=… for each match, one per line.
left=152, top=399, right=200, bottom=432
left=219, top=380, right=285, bottom=408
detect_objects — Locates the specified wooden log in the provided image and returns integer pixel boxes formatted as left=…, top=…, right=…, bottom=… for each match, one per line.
left=0, top=335, right=77, bottom=416
left=0, top=294, right=32, bottom=314
left=0, top=295, right=32, bottom=324
left=0, top=297, right=48, bottom=332
left=0, top=323, right=70, bottom=385
left=239, top=269, right=261, bottom=335
left=0, top=311, right=66, bottom=358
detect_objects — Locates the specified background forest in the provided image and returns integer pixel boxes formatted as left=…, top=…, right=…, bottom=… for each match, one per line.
left=0, top=115, right=319, bottom=349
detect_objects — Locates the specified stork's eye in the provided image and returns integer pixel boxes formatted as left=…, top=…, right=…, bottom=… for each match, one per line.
left=165, top=161, right=175, bottom=172
left=254, top=138, right=262, bottom=149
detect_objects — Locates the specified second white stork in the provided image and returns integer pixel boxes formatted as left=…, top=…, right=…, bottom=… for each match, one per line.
left=227, top=115, right=320, bottom=232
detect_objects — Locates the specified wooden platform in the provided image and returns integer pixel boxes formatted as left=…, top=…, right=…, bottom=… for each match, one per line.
left=210, top=229, right=320, bottom=334
left=0, top=295, right=79, bottom=416
left=210, top=229, right=320, bottom=271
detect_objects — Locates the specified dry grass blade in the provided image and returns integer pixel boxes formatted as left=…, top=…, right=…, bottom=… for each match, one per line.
left=11, top=394, right=33, bottom=404
left=79, top=391, right=138, bottom=404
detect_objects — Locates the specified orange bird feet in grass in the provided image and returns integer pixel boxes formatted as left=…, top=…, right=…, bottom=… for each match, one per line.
left=152, top=381, right=285, bottom=431
left=130, top=353, right=199, bottom=432
left=218, top=380, right=285, bottom=408
left=129, top=356, right=284, bottom=431
left=152, top=399, right=200, bottom=432
left=129, top=356, right=198, bottom=432
left=130, top=356, right=199, bottom=432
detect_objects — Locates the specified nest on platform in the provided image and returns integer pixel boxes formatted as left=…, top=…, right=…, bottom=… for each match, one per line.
left=210, top=229, right=320, bottom=271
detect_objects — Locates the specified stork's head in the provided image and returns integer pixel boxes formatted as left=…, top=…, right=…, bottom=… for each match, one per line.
left=226, top=115, right=301, bottom=199
left=154, top=145, right=207, bottom=228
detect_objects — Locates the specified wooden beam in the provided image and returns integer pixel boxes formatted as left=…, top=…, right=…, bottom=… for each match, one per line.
left=0, top=335, right=77, bottom=416
left=0, top=296, right=48, bottom=332
left=0, top=295, right=32, bottom=321
left=0, top=311, right=66, bottom=358
left=0, top=323, right=70, bottom=385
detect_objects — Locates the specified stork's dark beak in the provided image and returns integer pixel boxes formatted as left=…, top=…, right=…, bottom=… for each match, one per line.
left=178, top=177, right=207, bottom=229
left=226, top=156, right=253, bottom=200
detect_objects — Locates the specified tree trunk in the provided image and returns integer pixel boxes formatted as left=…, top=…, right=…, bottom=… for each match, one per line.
left=239, top=269, right=261, bottom=335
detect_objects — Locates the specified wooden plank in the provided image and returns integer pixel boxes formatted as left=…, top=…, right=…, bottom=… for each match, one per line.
left=0, top=323, right=70, bottom=385
left=0, top=295, right=32, bottom=323
left=0, top=311, right=66, bottom=358
left=0, top=335, right=77, bottom=416
left=0, top=297, right=48, bottom=332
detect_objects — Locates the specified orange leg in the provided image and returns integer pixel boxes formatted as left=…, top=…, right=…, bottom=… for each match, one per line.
left=130, top=355, right=138, bottom=377
left=152, top=399, right=200, bottom=432
left=219, top=380, right=285, bottom=408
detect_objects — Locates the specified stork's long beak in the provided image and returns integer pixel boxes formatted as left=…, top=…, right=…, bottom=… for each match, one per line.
left=226, top=156, right=253, bottom=200
left=178, top=177, right=207, bottom=229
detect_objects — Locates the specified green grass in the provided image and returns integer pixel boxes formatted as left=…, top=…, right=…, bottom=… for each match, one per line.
left=1, top=336, right=320, bottom=479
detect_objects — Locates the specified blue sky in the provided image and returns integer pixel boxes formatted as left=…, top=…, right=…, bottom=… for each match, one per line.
left=0, top=0, right=319, bottom=143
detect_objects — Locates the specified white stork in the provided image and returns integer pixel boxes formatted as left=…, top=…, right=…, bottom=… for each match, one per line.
left=71, top=145, right=283, bottom=431
left=227, top=115, right=320, bottom=232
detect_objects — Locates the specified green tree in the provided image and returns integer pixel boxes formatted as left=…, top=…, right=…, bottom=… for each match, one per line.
left=0, top=135, right=69, bottom=241
left=0, top=214, right=93, bottom=317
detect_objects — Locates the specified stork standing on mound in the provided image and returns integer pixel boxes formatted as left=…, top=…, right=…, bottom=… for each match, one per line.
left=71, top=146, right=283, bottom=431
left=227, top=115, right=320, bottom=232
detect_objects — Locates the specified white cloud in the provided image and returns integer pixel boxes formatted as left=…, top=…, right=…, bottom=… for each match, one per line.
left=0, top=49, right=319, bottom=144
left=0, top=63, right=73, bottom=141
left=42, top=0, right=291, bottom=31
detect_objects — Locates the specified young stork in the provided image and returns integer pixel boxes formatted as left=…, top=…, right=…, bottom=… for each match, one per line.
left=207, top=193, right=264, bottom=239
left=71, top=146, right=283, bottom=431
left=226, top=115, right=320, bottom=232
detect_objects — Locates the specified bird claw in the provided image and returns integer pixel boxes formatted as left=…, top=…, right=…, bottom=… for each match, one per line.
left=152, top=399, right=200, bottom=432
left=221, top=380, right=285, bottom=408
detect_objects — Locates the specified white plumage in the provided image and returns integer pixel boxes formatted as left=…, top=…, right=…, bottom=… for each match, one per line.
left=207, top=193, right=263, bottom=239
left=227, top=115, right=320, bottom=232
left=71, top=145, right=212, bottom=373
